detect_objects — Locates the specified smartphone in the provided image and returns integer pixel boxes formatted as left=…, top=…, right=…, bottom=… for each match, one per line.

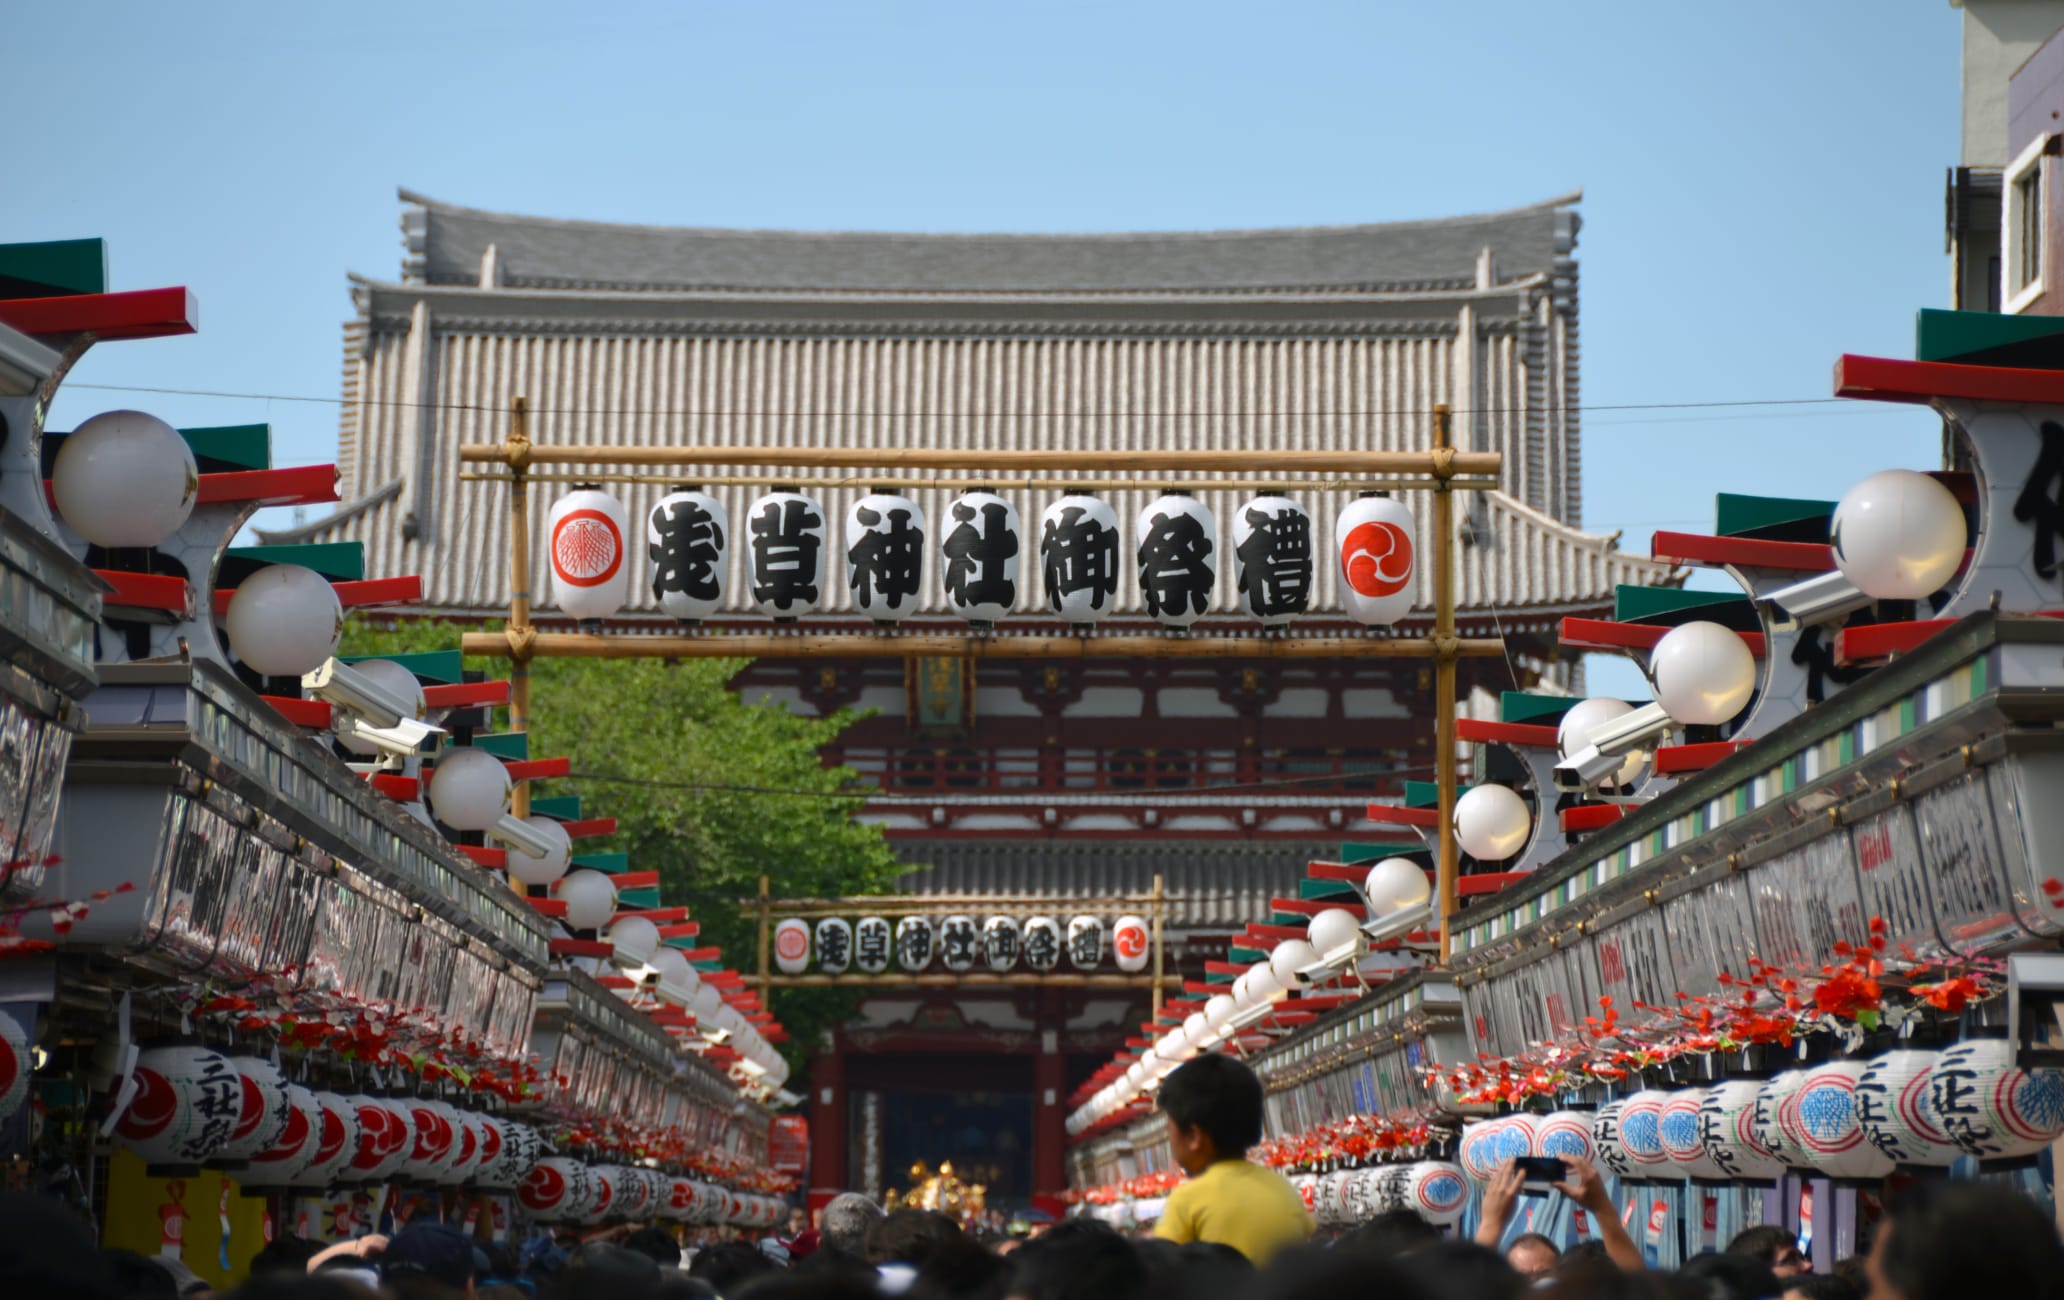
left=1514, top=1156, right=1568, bottom=1190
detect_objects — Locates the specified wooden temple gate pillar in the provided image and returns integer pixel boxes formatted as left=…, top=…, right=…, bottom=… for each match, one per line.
left=810, top=1030, right=849, bottom=1200
left=1032, top=990, right=1068, bottom=1199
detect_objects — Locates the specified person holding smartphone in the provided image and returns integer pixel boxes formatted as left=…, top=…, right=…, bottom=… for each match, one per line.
left=1473, top=1155, right=1645, bottom=1276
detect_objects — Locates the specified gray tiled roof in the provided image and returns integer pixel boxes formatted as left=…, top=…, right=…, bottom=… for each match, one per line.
left=891, top=838, right=1317, bottom=930
left=398, top=187, right=1582, bottom=295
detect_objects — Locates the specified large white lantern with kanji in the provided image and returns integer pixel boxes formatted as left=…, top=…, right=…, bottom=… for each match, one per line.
left=1855, top=1049, right=1960, bottom=1168
left=346, top=1095, right=415, bottom=1182
left=113, top=1044, right=244, bottom=1169
left=648, top=488, right=730, bottom=623
left=1136, top=494, right=1216, bottom=629
left=1699, top=1079, right=1788, bottom=1182
left=1022, top=916, right=1062, bottom=972
left=1929, top=1037, right=2064, bottom=1159
left=1793, top=1060, right=1894, bottom=1181
left=896, top=916, right=935, bottom=971
left=215, top=1056, right=293, bottom=1165
left=745, top=491, right=828, bottom=619
left=548, top=487, right=631, bottom=629
left=846, top=490, right=926, bottom=624
left=518, top=1157, right=593, bottom=1222
left=1066, top=915, right=1103, bottom=969
left=982, top=915, right=1022, bottom=971
left=295, top=1092, right=363, bottom=1188
left=815, top=917, right=854, bottom=974
left=1040, top=495, right=1120, bottom=626
left=942, top=490, right=1021, bottom=626
left=1231, top=494, right=1313, bottom=626
left=243, top=1083, right=324, bottom=1185
left=1660, top=1089, right=1726, bottom=1180
left=939, top=915, right=980, bottom=972
left=854, top=915, right=893, bottom=974
left=1335, top=495, right=1416, bottom=626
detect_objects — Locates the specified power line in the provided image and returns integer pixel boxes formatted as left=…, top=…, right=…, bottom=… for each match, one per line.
left=563, top=764, right=1434, bottom=801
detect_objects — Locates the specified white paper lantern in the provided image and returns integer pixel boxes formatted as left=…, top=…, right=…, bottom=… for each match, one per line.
left=243, top=1083, right=323, bottom=1185
left=1650, top=622, right=1757, bottom=726
left=1307, top=908, right=1363, bottom=958
left=51, top=410, right=199, bottom=549
left=814, top=917, right=854, bottom=974
left=1454, top=785, right=1532, bottom=862
left=1698, top=1079, right=1788, bottom=1182
left=982, top=915, right=1022, bottom=972
left=579, top=1165, right=622, bottom=1224
left=691, top=983, right=724, bottom=1022
left=1335, top=495, right=1417, bottom=626
left=1493, top=1113, right=1542, bottom=1165
left=345, top=1095, right=414, bottom=1182
left=550, top=869, right=614, bottom=932
left=509, top=821, right=577, bottom=891
left=651, top=946, right=699, bottom=1004
left=443, top=1108, right=487, bottom=1186
left=471, top=1119, right=523, bottom=1190
left=1066, top=915, right=1104, bottom=969
left=1317, top=1170, right=1355, bottom=1226
left=846, top=491, right=926, bottom=623
left=1660, top=1090, right=1726, bottom=1180
left=1855, top=1049, right=1961, bottom=1168
left=334, top=660, right=428, bottom=756
left=1929, top=1037, right=2064, bottom=1159
left=939, top=915, right=979, bottom=973
left=1831, top=469, right=1967, bottom=600
left=549, top=488, right=631, bottom=627
left=518, top=1156, right=593, bottom=1221
left=1404, top=1161, right=1470, bottom=1226
left=854, top=915, right=893, bottom=974
left=1112, top=915, right=1151, bottom=972
left=0, top=1012, right=27, bottom=1124
left=608, top=915, right=661, bottom=967
left=113, top=1044, right=243, bottom=1168
left=1756, top=1070, right=1811, bottom=1169
left=1556, top=698, right=1651, bottom=790
left=896, top=916, right=935, bottom=971
left=1231, top=494, right=1313, bottom=625
left=773, top=918, right=811, bottom=974
left=215, top=1056, right=292, bottom=1164
left=1270, top=939, right=1320, bottom=990
left=1592, top=1101, right=1635, bottom=1179
left=1135, top=494, right=1217, bottom=629
left=1022, top=915, right=1062, bottom=972
left=1363, top=858, right=1432, bottom=915
left=940, top=490, right=1021, bottom=624
left=1244, top=961, right=1286, bottom=1005
left=1205, top=994, right=1238, bottom=1032
left=224, top=565, right=343, bottom=678
left=427, top=747, right=511, bottom=832
left=295, top=1092, right=363, bottom=1188
left=1040, top=495, right=1120, bottom=624
left=1536, top=1111, right=1597, bottom=1167
left=1792, top=1060, right=1895, bottom=1180
left=745, top=491, right=829, bottom=618
left=401, top=1100, right=458, bottom=1183
left=1183, top=1011, right=1212, bottom=1050
left=1617, top=1090, right=1672, bottom=1177
left=667, top=1178, right=697, bottom=1221
left=648, top=488, right=730, bottom=623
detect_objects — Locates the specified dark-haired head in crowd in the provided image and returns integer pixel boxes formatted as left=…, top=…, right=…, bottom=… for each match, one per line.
left=1506, top=1231, right=1559, bottom=1279
left=1677, top=1250, right=1782, bottom=1300
left=1782, top=1274, right=1862, bottom=1300
left=1395, top=1239, right=1525, bottom=1300
left=1868, top=1179, right=2064, bottom=1300
left=1334, top=1208, right=1444, bottom=1259
left=1007, top=1219, right=1146, bottom=1300
left=1726, top=1224, right=1808, bottom=1279
left=821, top=1192, right=887, bottom=1261
left=1151, top=1055, right=1313, bottom=1264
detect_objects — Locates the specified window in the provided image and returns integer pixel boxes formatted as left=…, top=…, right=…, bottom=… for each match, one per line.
left=2005, top=135, right=2052, bottom=313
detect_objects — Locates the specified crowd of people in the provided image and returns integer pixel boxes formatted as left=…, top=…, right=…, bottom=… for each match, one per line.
left=7, top=1054, right=2064, bottom=1300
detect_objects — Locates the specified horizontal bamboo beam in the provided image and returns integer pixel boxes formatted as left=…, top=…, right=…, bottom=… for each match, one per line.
left=464, top=631, right=1506, bottom=662
left=747, top=893, right=1179, bottom=911
left=459, top=471, right=1501, bottom=494
left=763, top=973, right=1182, bottom=989
left=459, top=443, right=1499, bottom=477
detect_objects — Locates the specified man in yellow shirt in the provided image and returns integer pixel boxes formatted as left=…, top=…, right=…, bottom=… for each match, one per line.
left=1151, top=1053, right=1313, bottom=1264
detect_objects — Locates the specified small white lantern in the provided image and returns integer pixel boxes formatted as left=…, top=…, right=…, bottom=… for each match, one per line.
left=1269, top=939, right=1320, bottom=990
left=1244, top=960, right=1285, bottom=1004
left=1231, top=494, right=1313, bottom=625
left=504, top=815, right=572, bottom=887
left=216, top=1056, right=293, bottom=1165
left=401, top=1100, right=459, bottom=1184
left=647, top=942, right=693, bottom=996
left=608, top=915, right=661, bottom=966
left=548, top=487, right=631, bottom=629
left=1453, top=784, right=1531, bottom=862
left=1040, top=495, right=1121, bottom=625
left=1111, top=915, right=1151, bottom=972
left=854, top=915, right=894, bottom=974
left=982, top=915, right=1022, bottom=971
left=1022, top=916, right=1063, bottom=972
left=648, top=488, right=730, bottom=623
left=942, top=490, right=1021, bottom=625
left=1928, top=1037, right=2064, bottom=1158
left=112, top=1044, right=243, bottom=1169
left=1855, top=1049, right=1960, bottom=1168
left=1556, top=697, right=1651, bottom=790
left=815, top=917, right=854, bottom=974
left=555, top=869, right=617, bottom=932
left=940, top=915, right=980, bottom=972
left=1660, top=1089, right=1727, bottom=1180
left=1065, top=915, right=1104, bottom=969
left=1494, top=1112, right=1542, bottom=1164
left=244, top=1083, right=323, bottom=1185
left=773, top=918, right=811, bottom=974
left=1307, top=907, right=1362, bottom=957
left=1831, top=469, right=1967, bottom=600
left=1617, top=1090, right=1673, bottom=1176
left=519, top=1157, right=594, bottom=1222
left=846, top=490, right=927, bottom=624
left=333, top=660, right=427, bottom=756
left=1699, top=1079, right=1788, bottom=1182
left=1335, top=495, right=1416, bottom=626
left=1135, top=493, right=1217, bottom=629
left=224, top=565, right=343, bottom=678
left=1650, top=621, right=1757, bottom=726
left=296, top=1091, right=363, bottom=1188
left=1182, top=1011, right=1212, bottom=1048
left=1536, top=1111, right=1598, bottom=1167
left=1792, top=1060, right=1894, bottom=1181
left=1363, top=857, right=1431, bottom=915
left=896, top=916, right=935, bottom=971
left=1403, top=1161, right=1469, bottom=1226
left=1205, top=994, right=1237, bottom=1032
left=426, top=747, right=511, bottom=832
left=745, top=491, right=829, bottom=618
left=51, top=410, right=198, bottom=549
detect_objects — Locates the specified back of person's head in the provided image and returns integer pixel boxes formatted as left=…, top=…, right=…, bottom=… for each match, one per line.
left=687, top=1239, right=779, bottom=1295
left=1334, top=1209, right=1444, bottom=1259
left=1237, top=1245, right=1434, bottom=1300
left=1006, top=1218, right=1145, bottom=1300
left=865, top=1208, right=962, bottom=1267
left=909, top=1235, right=1010, bottom=1300
left=1537, top=1273, right=1710, bottom=1300
left=1156, top=1054, right=1264, bottom=1156
left=730, top=1270, right=881, bottom=1300
left=1676, top=1251, right=1782, bottom=1300
left=1398, top=1239, right=1526, bottom=1300
left=249, top=1234, right=323, bottom=1278
left=623, top=1225, right=684, bottom=1268
left=820, top=1193, right=886, bottom=1258
left=656, top=1275, right=720, bottom=1300
left=1876, top=1179, right=2064, bottom=1300
left=551, top=1241, right=665, bottom=1300
left=1558, top=1240, right=1612, bottom=1276
left=1781, top=1276, right=1861, bottom=1300
left=1724, top=1225, right=1798, bottom=1268
left=101, top=1248, right=180, bottom=1300
left=1507, top=1232, right=1561, bottom=1279
left=228, top=1280, right=387, bottom=1300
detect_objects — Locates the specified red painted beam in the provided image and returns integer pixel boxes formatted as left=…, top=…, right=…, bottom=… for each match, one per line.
left=194, top=464, right=339, bottom=507
left=0, top=286, right=198, bottom=340
left=1834, top=352, right=2064, bottom=407
left=1650, top=531, right=1835, bottom=573
left=367, top=773, right=419, bottom=801
left=617, top=907, right=689, bottom=922
left=550, top=938, right=613, bottom=958
left=1124, top=1037, right=1151, bottom=1050
left=421, top=680, right=511, bottom=709
left=608, top=870, right=660, bottom=889
left=702, top=971, right=744, bottom=987
left=1182, top=979, right=1218, bottom=995
left=671, top=947, right=722, bottom=962
left=262, top=695, right=331, bottom=728
left=1560, top=803, right=1626, bottom=832
left=1459, top=871, right=1529, bottom=897
left=1364, top=803, right=1439, bottom=828
left=1307, top=861, right=1373, bottom=882
left=1285, top=995, right=1353, bottom=1013
left=597, top=975, right=638, bottom=990
left=1655, top=741, right=1746, bottom=774
left=1457, top=718, right=1561, bottom=747
left=95, top=569, right=187, bottom=612
left=212, top=574, right=421, bottom=616
left=1245, top=923, right=1305, bottom=942
left=1560, top=617, right=1766, bottom=658
left=1203, top=961, right=1246, bottom=978
left=458, top=844, right=507, bottom=868
left=525, top=897, right=569, bottom=918
left=1272, top=897, right=1368, bottom=919
left=657, top=923, right=700, bottom=939
left=504, top=757, right=571, bottom=781
left=559, top=817, right=618, bottom=839
left=1269, top=1011, right=1318, bottom=1027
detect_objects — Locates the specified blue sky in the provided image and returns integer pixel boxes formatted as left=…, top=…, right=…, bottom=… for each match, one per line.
left=19, top=1, right=1961, bottom=695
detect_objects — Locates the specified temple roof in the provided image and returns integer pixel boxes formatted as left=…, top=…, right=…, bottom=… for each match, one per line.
left=398, top=187, right=1582, bottom=296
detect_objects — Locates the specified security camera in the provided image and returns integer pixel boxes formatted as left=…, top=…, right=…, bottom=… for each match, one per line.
left=334, top=714, right=444, bottom=759
left=303, top=658, right=411, bottom=730
left=490, top=812, right=558, bottom=859
left=1758, top=570, right=1871, bottom=630
left=1554, top=702, right=1674, bottom=791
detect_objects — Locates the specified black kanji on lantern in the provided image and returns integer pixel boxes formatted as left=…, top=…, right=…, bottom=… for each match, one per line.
left=1024, top=923, right=1060, bottom=970
left=850, top=505, right=923, bottom=612
left=1235, top=504, right=1312, bottom=618
left=942, top=500, right=1019, bottom=610
left=897, top=920, right=935, bottom=969
left=816, top=923, right=852, bottom=971
left=856, top=919, right=891, bottom=970
left=1042, top=506, right=1118, bottom=612
left=749, top=497, right=823, bottom=611
left=940, top=917, right=979, bottom=968
left=1139, top=507, right=1214, bottom=619
left=651, top=498, right=725, bottom=603
left=2013, top=420, right=2064, bottom=582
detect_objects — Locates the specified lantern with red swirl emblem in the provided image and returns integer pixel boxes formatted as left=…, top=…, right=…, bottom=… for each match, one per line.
left=518, top=1157, right=593, bottom=1222
left=243, top=1083, right=324, bottom=1187
left=0, top=1012, right=29, bottom=1124
left=213, top=1056, right=293, bottom=1166
left=1335, top=496, right=1416, bottom=625
left=294, top=1092, right=364, bottom=1189
left=345, top=1095, right=415, bottom=1182
left=113, top=1044, right=244, bottom=1170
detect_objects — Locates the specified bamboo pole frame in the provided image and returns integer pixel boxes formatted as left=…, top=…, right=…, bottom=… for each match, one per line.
left=461, top=630, right=1505, bottom=662
left=459, top=442, right=1504, bottom=477
left=459, top=471, right=1502, bottom=494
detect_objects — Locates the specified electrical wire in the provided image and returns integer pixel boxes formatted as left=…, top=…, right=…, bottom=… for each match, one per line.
left=563, top=763, right=1434, bottom=800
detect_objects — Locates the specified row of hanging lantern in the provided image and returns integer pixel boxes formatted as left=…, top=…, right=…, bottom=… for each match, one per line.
left=1087, top=1160, right=1469, bottom=1231
left=772, top=913, right=1151, bottom=976
left=552, top=485, right=1419, bottom=629
left=1452, top=1038, right=2064, bottom=1189
left=517, top=1158, right=785, bottom=1228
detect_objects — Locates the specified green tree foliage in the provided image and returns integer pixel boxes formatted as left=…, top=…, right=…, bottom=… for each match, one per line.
left=340, top=619, right=911, bottom=1075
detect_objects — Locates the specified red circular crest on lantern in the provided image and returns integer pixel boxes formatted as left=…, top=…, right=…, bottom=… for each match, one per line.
left=115, top=1067, right=176, bottom=1141
left=311, top=1106, right=350, bottom=1167
left=776, top=926, right=809, bottom=963
left=1341, top=521, right=1413, bottom=598
left=1113, top=921, right=1148, bottom=962
left=410, top=1105, right=454, bottom=1162
left=229, top=1075, right=267, bottom=1145
left=552, top=509, right=624, bottom=588
left=519, top=1162, right=566, bottom=1212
